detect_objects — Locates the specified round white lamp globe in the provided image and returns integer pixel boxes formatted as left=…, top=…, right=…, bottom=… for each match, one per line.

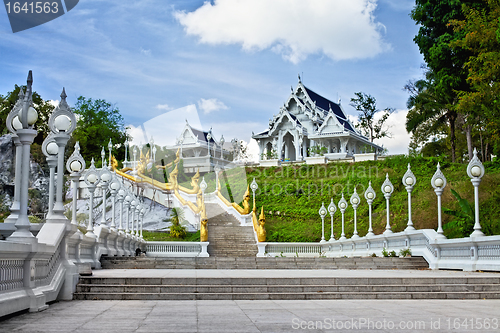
left=384, top=185, right=392, bottom=193
left=471, top=166, right=481, bottom=177
left=101, top=173, right=111, bottom=182
left=54, top=115, right=71, bottom=132
left=352, top=198, right=359, bottom=204
left=434, top=178, right=444, bottom=187
left=70, top=160, right=82, bottom=172
left=12, top=116, right=22, bottom=130
left=340, top=203, right=346, bottom=209
left=87, top=173, right=97, bottom=184
left=367, top=192, right=374, bottom=199
left=47, top=142, right=59, bottom=155
left=405, top=177, right=414, bottom=186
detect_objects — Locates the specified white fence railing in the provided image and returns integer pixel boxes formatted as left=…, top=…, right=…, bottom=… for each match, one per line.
left=0, top=222, right=145, bottom=318
left=258, top=229, right=500, bottom=271
left=146, top=241, right=209, bottom=257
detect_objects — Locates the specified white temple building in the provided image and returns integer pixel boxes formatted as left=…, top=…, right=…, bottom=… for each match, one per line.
left=252, top=77, right=383, bottom=164
left=168, top=120, right=232, bottom=173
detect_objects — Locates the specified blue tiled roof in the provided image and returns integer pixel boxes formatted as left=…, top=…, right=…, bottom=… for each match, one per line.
left=303, top=85, right=356, bottom=133
left=191, top=127, right=217, bottom=144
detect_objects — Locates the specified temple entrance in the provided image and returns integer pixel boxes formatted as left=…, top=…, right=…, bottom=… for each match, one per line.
left=281, top=132, right=296, bottom=161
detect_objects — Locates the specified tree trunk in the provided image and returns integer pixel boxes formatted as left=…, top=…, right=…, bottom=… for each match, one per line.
left=465, top=123, right=473, bottom=161
left=448, top=112, right=457, bottom=163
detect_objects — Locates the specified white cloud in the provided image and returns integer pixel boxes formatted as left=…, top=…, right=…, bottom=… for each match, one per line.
left=156, top=104, right=172, bottom=110
left=376, top=109, right=411, bottom=155
left=198, top=98, right=228, bottom=114
left=174, top=0, right=390, bottom=63
left=140, top=48, right=152, bottom=56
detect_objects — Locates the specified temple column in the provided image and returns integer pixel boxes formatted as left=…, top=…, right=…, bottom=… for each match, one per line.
left=277, top=130, right=283, bottom=160
left=340, top=137, right=349, bottom=153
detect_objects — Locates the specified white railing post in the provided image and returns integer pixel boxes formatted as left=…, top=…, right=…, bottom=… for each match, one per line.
left=338, top=194, right=348, bottom=241
left=99, top=165, right=112, bottom=226
left=467, top=148, right=485, bottom=237
left=403, top=163, right=417, bottom=231
left=84, top=159, right=100, bottom=238
left=66, top=142, right=86, bottom=226
left=364, top=181, right=376, bottom=237
left=381, top=173, right=394, bottom=235
left=350, top=188, right=360, bottom=239
left=319, top=203, right=327, bottom=243
left=431, top=163, right=447, bottom=238
left=327, top=198, right=336, bottom=241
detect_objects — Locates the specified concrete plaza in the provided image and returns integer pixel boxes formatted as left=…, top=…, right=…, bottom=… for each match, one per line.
left=1, top=269, right=499, bottom=333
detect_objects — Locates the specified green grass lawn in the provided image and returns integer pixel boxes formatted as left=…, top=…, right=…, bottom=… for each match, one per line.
left=142, top=230, right=200, bottom=242
left=229, top=155, right=500, bottom=242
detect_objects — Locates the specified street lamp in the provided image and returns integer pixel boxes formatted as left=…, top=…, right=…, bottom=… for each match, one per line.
left=84, top=159, right=101, bottom=238
left=124, top=138, right=129, bottom=166
left=327, top=198, right=336, bottom=241
left=403, top=164, right=417, bottom=231
left=108, top=139, right=113, bottom=168
left=117, top=189, right=125, bottom=233
left=41, top=134, right=58, bottom=220
left=250, top=178, right=258, bottom=210
left=124, top=192, right=132, bottom=234
left=132, top=146, right=138, bottom=175
left=47, top=87, right=77, bottom=223
left=319, top=202, right=327, bottom=243
left=338, top=194, right=348, bottom=241
left=6, top=71, right=38, bottom=242
left=99, top=164, right=112, bottom=226
left=468, top=148, right=485, bottom=237
left=101, top=146, right=105, bottom=168
left=431, top=163, right=447, bottom=238
left=200, top=176, right=207, bottom=200
left=108, top=175, right=121, bottom=231
left=207, top=129, right=212, bottom=159
left=350, top=188, right=360, bottom=239
left=66, top=142, right=86, bottom=226
left=364, top=181, right=376, bottom=237
left=381, top=174, right=394, bottom=235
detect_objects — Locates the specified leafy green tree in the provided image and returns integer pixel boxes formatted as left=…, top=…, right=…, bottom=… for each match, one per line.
left=349, top=92, right=393, bottom=142
left=409, top=0, right=486, bottom=162
left=0, top=85, right=55, bottom=144
left=451, top=0, right=500, bottom=157
left=71, top=96, right=129, bottom=167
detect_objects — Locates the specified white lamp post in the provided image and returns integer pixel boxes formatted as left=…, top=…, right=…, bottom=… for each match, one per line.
left=220, top=135, right=225, bottom=159
left=319, top=202, right=327, bottom=243
left=124, top=138, right=129, bottom=166
left=250, top=178, right=258, bottom=210
left=350, top=188, right=360, bottom=239
left=6, top=72, right=39, bottom=242
left=48, top=87, right=77, bottom=223
left=431, top=163, right=447, bottom=238
left=467, top=148, right=485, bottom=237
left=4, top=89, right=24, bottom=225
left=207, top=130, right=212, bottom=172
left=150, top=136, right=155, bottom=164
left=117, top=189, right=125, bottom=233
left=135, top=203, right=141, bottom=237
left=108, top=139, right=113, bottom=168
left=381, top=174, right=394, bottom=235
left=84, top=159, right=100, bottom=238
left=132, top=146, right=138, bottom=175
left=108, top=176, right=121, bottom=231
left=99, top=164, right=112, bottom=226
left=200, top=177, right=207, bottom=201
left=327, top=198, right=336, bottom=241
left=179, top=137, right=183, bottom=158
left=403, top=164, right=417, bottom=231
left=364, top=181, right=376, bottom=237
left=130, top=197, right=138, bottom=237
left=338, top=194, right=348, bottom=241
left=124, top=193, right=132, bottom=234
left=101, top=146, right=105, bottom=168
left=66, top=142, right=86, bottom=226
left=140, top=207, right=145, bottom=239
left=41, top=134, right=58, bottom=220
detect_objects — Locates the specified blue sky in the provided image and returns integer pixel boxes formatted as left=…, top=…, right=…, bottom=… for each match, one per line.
left=0, top=0, right=424, bottom=156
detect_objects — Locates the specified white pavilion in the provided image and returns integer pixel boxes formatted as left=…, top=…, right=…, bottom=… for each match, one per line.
left=252, top=77, right=383, bottom=164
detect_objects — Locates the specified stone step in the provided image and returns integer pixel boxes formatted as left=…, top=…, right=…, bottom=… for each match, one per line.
left=100, top=256, right=429, bottom=270
left=74, top=276, right=500, bottom=300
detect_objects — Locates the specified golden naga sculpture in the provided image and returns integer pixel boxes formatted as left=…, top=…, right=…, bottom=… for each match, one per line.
left=257, top=206, right=266, bottom=242
left=179, top=169, right=200, bottom=194
left=216, top=180, right=251, bottom=215
left=110, top=155, right=119, bottom=171
left=156, top=148, right=180, bottom=170
left=168, top=164, right=179, bottom=190
left=232, top=185, right=251, bottom=215
left=136, top=149, right=150, bottom=174
left=200, top=201, right=208, bottom=242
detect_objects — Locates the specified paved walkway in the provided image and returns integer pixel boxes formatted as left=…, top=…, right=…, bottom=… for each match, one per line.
left=1, top=269, right=499, bottom=333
